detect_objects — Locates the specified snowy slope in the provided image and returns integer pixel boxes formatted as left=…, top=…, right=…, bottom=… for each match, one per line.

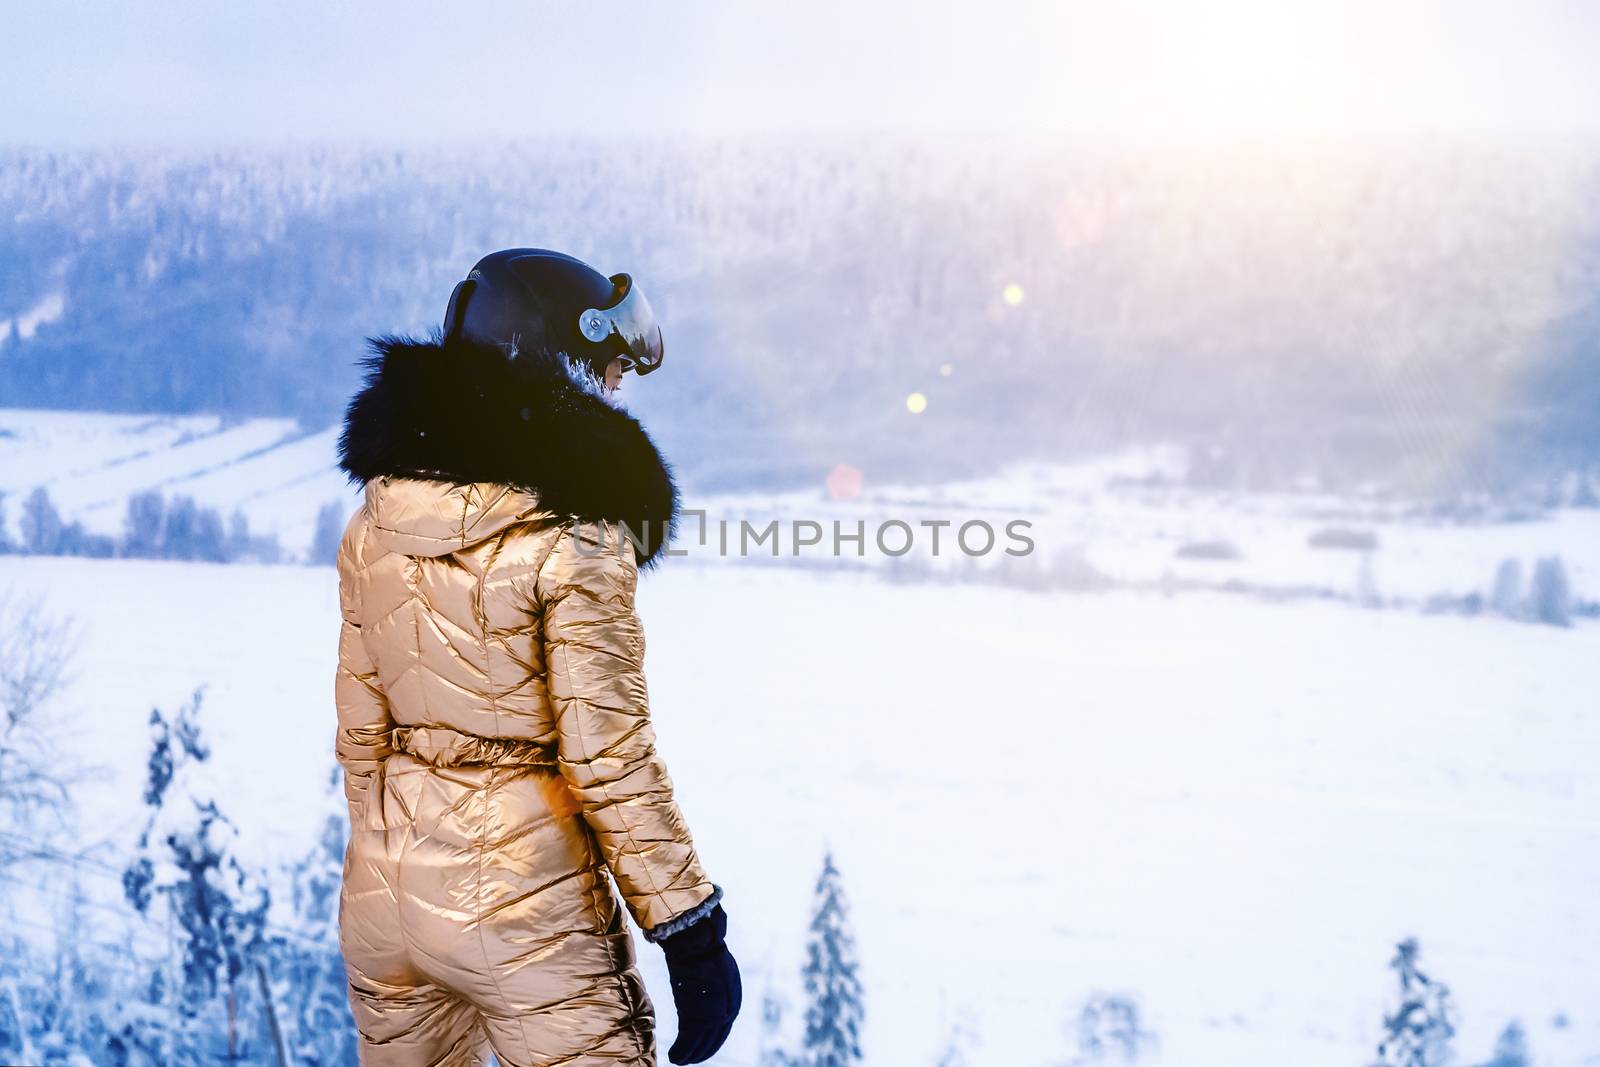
left=5, top=407, right=1598, bottom=609
left=0, top=408, right=355, bottom=555
left=693, top=452, right=1600, bottom=606
left=2, top=555, right=1595, bottom=1065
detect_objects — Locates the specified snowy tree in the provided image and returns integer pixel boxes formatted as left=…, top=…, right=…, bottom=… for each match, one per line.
left=933, top=1018, right=977, bottom=1066
left=159, top=496, right=201, bottom=560
left=0, top=599, right=123, bottom=1066
left=1574, top=475, right=1600, bottom=509
left=310, top=500, right=348, bottom=567
left=227, top=508, right=271, bottom=564
left=1541, top=475, right=1568, bottom=510
left=192, top=506, right=228, bottom=563
left=222, top=508, right=282, bottom=565
left=122, top=490, right=166, bottom=558
left=1372, top=938, right=1456, bottom=1067
left=263, top=766, right=359, bottom=1067
left=123, top=691, right=272, bottom=1064
left=19, top=486, right=63, bottom=555
left=800, top=851, right=864, bottom=1067
left=1529, top=556, right=1571, bottom=627
left=24, top=875, right=120, bottom=1063
left=756, top=987, right=799, bottom=1067
left=1489, top=559, right=1523, bottom=619
left=1069, top=993, right=1156, bottom=1065
left=0, top=972, right=27, bottom=1064
left=0, top=595, right=78, bottom=858
left=105, top=967, right=182, bottom=1066
left=160, top=496, right=228, bottom=562
left=757, top=990, right=788, bottom=1066
left=124, top=492, right=257, bottom=563
left=1480, top=1021, right=1529, bottom=1067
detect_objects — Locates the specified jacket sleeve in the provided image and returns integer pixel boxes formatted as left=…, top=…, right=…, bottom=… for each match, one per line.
left=334, top=513, right=394, bottom=819
left=538, top=521, right=717, bottom=934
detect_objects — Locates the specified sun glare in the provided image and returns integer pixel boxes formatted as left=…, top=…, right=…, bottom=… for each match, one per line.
left=1122, top=0, right=1375, bottom=136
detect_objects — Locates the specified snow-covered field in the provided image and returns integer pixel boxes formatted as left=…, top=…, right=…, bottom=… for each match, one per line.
left=6, top=407, right=1599, bottom=614
left=3, top=551, right=1596, bottom=1065
left=0, top=408, right=352, bottom=555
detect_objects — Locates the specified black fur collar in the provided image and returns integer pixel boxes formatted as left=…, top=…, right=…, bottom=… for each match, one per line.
left=338, top=335, right=678, bottom=566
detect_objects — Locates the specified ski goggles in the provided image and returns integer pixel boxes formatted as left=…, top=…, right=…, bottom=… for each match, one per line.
left=578, top=273, right=664, bottom=375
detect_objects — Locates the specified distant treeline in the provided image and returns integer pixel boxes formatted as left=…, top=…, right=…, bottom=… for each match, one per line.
left=4, top=144, right=1600, bottom=491
left=0, top=487, right=338, bottom=564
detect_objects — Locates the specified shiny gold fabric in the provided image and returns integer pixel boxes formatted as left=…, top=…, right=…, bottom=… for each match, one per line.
left=335, top=476, right=715, bottom=1066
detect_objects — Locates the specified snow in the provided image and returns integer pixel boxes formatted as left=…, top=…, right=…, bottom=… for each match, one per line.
left=0, top=290, right=68, bottom=346
left=0, top=409, right=356, bottom=554
left=693, top=452, right=1600, bottom=606
left=3, top=552, right=1595, bottom=1065
left=6, top=408, right=1598, bottom=609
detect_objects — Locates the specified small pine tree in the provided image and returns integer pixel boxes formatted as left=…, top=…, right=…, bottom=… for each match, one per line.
left=161, top=496, right=202, bottom=561
left=0, top=954, right=40, bottom=1066
left=105, top=967, right=181, bottom=1067
left=224, top=510, right=251, bottom=563
left=310, top=500, right=347, bottom=567
left=758, top=989, right=797, bottom=1067
left=191, top=506, right=227, bottom=563
left=800, top=851, right=864, bottom=1067
left=1372, top=938, right=1456, bottom=1067
left=1573, top=475, right=1600, bottom=509
left=255, top=530, right=283, bottom=565
left=123, top=491, right=166, bottom=558
left=1482, top=1021, right=1529, bottom=1067
left=123, top=692, right=271, bottom=1063
left=0, top=594, right=77, bottom=845
left=264, top=768, right=359, bottom=1067
left=19, top=487, right=63, bottom=555
left=59, top=520, right=114, bottom=557
left=1072, top=993, right=1156, bottom=1065
left=1489, top=559, right=1523, bottom=619
left=933, top=1018, right=977, bottom=1066
left=1529, top=556, right=1571, bottom=628
left=1541, top=476, right=1568, bottom=510
left=33, top=875, right=118, bottom=1060
left=934, top=1035, right=967, bottom=1067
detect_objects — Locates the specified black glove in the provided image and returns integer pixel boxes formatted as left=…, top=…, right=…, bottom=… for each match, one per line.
left=659, top=904, right=742, bottom=1064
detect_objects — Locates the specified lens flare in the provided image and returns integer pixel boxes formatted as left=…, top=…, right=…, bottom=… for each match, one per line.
left=825, top=462, right=864, bottom=501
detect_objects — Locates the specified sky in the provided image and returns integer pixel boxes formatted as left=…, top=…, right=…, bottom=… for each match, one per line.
left=2, top=0, right=1600, bottom=145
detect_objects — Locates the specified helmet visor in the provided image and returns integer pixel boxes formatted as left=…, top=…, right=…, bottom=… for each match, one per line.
left=578, top=273, right=665, bottom=375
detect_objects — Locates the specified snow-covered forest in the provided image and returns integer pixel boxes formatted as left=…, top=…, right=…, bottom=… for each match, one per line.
left=4, top=140, right=1600, bottom=491
left=2, top=136, right=1599, bottom=1065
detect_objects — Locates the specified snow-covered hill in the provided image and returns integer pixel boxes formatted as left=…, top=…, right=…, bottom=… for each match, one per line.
left=1, top=554, right=1595, bottom=1065
left=2, top=407, right=1598, bottom=1061
left=5, top=142, right=1600, bottom=488
left=0, top=407, right=353, bottom=557
left=5, top=407, right=1599, bottom=609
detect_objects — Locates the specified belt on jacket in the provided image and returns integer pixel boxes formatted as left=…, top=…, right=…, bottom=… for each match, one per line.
left=390, top=725, right=557, bottom=769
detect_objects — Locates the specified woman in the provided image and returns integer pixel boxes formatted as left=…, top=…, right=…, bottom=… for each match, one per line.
left=333, top=249, right=740, bottom=1066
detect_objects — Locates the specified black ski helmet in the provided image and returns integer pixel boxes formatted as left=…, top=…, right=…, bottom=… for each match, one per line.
left=441, top=248, right=664, bottom=376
